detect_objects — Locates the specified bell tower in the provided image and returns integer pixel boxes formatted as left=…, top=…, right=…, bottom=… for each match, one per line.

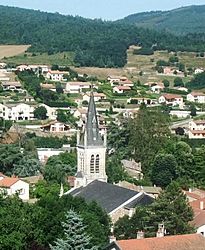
left=75, top=92, right=107, bottom=188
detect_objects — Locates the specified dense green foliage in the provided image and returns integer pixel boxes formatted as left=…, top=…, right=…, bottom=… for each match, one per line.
left=186, top=71, right=205, bottom=89
left=50, top=210, right=97, bottom=250
left=1, top=6, right=205, bottom=67
left=114, top=181, right=194, bottom=239
left=43, top=152, right=77, bottom=184
left=121, top=5, right=205, bottom=35
left=0, top=193, right=110, bottom=249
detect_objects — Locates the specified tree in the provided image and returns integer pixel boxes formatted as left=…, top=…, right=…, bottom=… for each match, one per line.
left=34, top=106, right=47, bottom=120
left=162, top=79, right=170, bottom=88
left=190, top=104, right=197, bottom=116
left=13, top=155, right=41, bottom=177
left=129, top=104, right=170, bottom=170
left=50, top=210, right=97, bottom=250
left=0, top=145, right=23, bottom=174
left=169, top=56, right=179, bottom=64
left=106, top=156, right=127, bottom=184
left=174, top=77, right=184, bottom=87
left=150, top=181, right=194, bottom=235
left=56, top=84, right=64, bottom=94
left=151, top=154, right=177, bottom=188
left=43, top=154, right=76, bottom=184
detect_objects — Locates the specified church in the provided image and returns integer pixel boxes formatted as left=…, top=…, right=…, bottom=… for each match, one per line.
left=66, top=92, right=153, bottom=223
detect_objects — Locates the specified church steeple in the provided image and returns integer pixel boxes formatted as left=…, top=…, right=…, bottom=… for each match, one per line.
left=79, top=91, right=103, bottom=147
left=75, top=91, right=107, bottom=188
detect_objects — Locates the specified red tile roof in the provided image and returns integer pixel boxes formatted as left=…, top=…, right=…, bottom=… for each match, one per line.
left=117, top=234, right=205, bottom=250
left=0, top=177, right=19, bottom=188
left=162, top=94, right=182, bottom=99
left=191, top=208, right=205, bottom=228
left=190, top=92, right=205, bottom=97
left=115, top=86, right=131, bottom=90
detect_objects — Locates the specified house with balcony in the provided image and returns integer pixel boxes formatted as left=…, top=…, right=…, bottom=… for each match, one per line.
left=188, top=120, right=205, bottom=139
left=187, top=92, right=205, bottom=103
left=158, top=94, right=184, bottom=108
left=46, top=70, right=69, bottom=81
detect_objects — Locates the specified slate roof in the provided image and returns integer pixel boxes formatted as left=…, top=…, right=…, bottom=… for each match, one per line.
left=79, top=91, right=103, bottom=147
left=69, top=180, right=152, bottom=213
left=106, top=234, right=205, bottom=250
left=125, top=193, right=154, bottom=209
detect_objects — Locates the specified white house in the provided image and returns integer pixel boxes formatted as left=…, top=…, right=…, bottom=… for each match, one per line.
left=151, top=83, right=164, bottom=93
left=40, top=83, right=56, bottom=92
left=113, top=86, right=131, bottom=94
left=46, top=70, right=69, bottom=81
left=158, top=94, right=184, bottom=108
left=40, top=121, right=70, bottom=133
left=0, top=175, right=29, bottom=200
left=107, top=76, right=128, bottom=84
left=0, top=103, right=34, bottom=121
left=188, top=120, right=205, bottom=139
left=83, top=92, right=106, bottom=102
left=65, top=82, right=91, bottom=93
left=194, top=68, right=204, bottom=75
left=187, top=92, right=205, bottom=103
left=2, top=81, right=23, bottom=92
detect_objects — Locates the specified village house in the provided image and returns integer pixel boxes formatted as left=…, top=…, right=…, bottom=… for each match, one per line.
left=40, top=121, right=70, bottom=133
left=65, top=82, right=91, bottom=93
left=127, top=97, right=155, bottom=105
left=1, top=81, right=23, bottom=92
left=0, top=173, right=29, bottom=200
left=24, top=95, right=35, bottom=103
left=106, top=234, right=205, bottom=250
left=46, top=70, right=69, bottom=81
left=16, top=64, right=28, bottom=71
left=113, top=86, right=131, bottom=94
left=187, top=92, right=205, bottom=103
left=121, top=160, right=143, bottom=180
left=83, top=92, right=106, bottom=102
left=37, top=144, right=73, bottom=163
left=158, top=94, right=184, bottom=108
left=117, top=181, right=162, bottom=198
left=144, top=82, right=164, bottom=94
left=118, top=79, right=134, bottom=87
left=0, top=103, right=34, bottom=121
left=194, top=68, right=204, bottom=74
left=122, top=109, right=138, bottom=119
left=190, top=198, right=205, bottom=236
left=188, top=120, right=205, bottom=139
left=40, top=83, right=56, bottom=92
left=107, top=76, right=128, bottom=84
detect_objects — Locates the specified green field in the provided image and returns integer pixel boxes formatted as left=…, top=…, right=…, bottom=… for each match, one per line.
left=2, top=52, right=74, bottom=66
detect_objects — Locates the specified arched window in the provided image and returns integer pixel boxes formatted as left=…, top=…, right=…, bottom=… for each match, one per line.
left=90, top=155, right=95, bottom=173
left=95, top=154, right=100, bottom=173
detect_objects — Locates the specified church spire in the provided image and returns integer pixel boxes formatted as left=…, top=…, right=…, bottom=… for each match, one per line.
left=80, top=91, right=103, bottom=147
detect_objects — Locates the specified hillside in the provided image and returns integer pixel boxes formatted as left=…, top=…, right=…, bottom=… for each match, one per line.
left=121, top=5, right=205, bottom=35
left=0, top=5, right=205, bottom=68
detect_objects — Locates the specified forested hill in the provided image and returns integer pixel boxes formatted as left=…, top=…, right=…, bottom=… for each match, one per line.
left=1, top=6, right=205, bottom=67
left=121, top=5, right=205, bottom=35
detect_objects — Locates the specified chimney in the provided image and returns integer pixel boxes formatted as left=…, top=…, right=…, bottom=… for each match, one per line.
left=189, top=188, right=192, bottom=193
left=109, top=235, right=116, bottom=243
left=156, top=223, right=165, bottom=238
left=137, top=231, right=144, bottom=239
left=200, top=201, right=204, bottom=210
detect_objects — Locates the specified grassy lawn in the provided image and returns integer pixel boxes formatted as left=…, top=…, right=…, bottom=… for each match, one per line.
left=3, top=52, right=74, bottom=66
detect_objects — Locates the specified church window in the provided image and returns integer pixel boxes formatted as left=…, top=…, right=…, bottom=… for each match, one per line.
left=90, top=155, right=95, bottom=173
left=95, top=154, right=100, bottom=173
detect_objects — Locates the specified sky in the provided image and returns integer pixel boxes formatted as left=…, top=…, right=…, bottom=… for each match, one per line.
left=1, top=0, right=205, bottom=20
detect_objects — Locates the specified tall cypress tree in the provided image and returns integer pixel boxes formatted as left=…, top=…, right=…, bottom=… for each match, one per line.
left=50, top=210, right=97, bottom=250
